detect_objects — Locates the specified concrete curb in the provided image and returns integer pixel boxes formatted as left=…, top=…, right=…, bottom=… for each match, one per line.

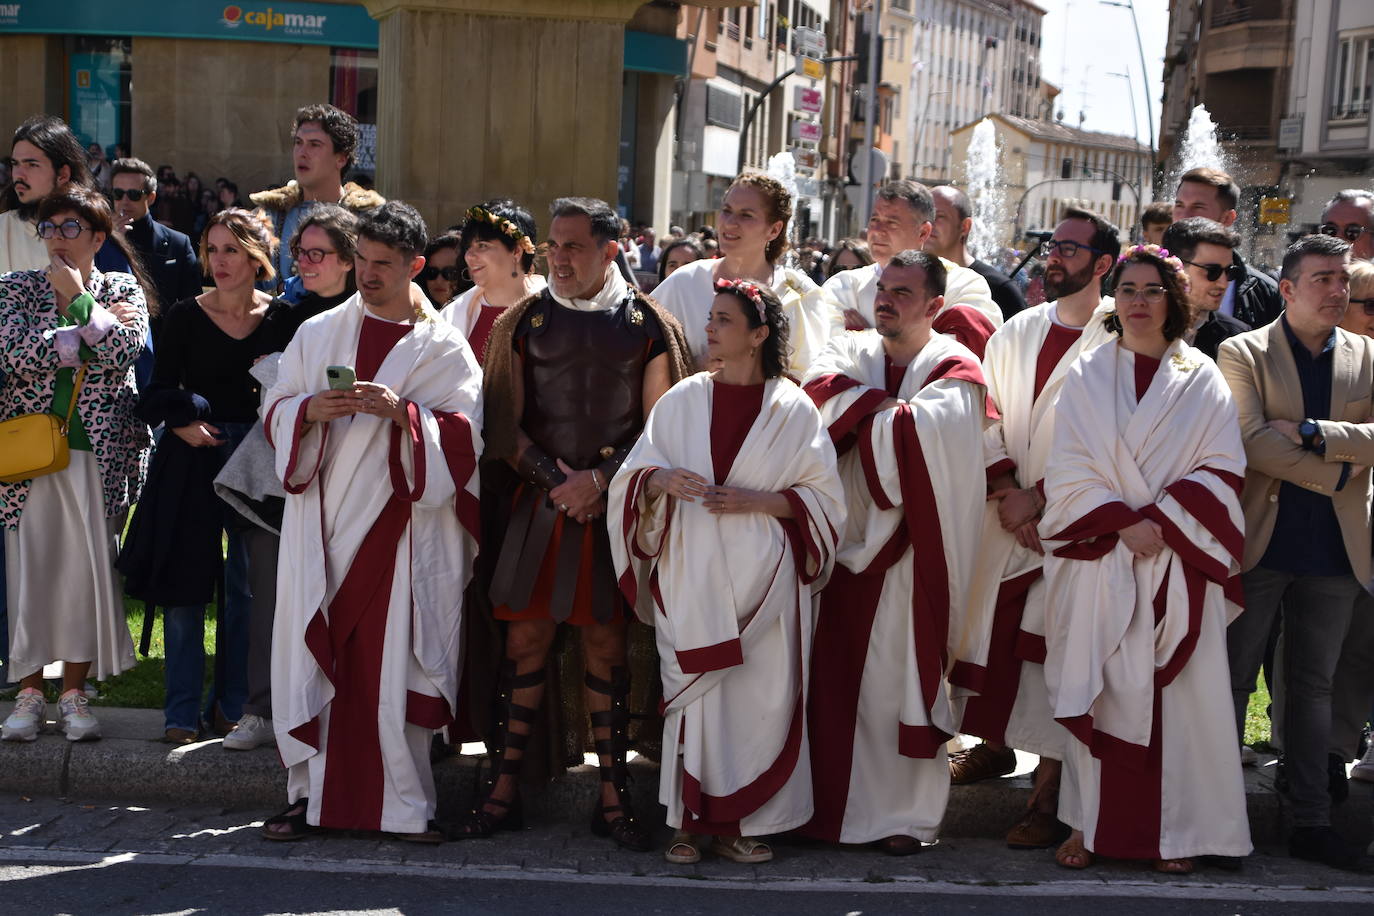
left=0, top=705, right=1364, bottom=844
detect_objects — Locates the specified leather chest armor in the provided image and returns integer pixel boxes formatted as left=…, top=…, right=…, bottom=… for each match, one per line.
left=517, top=293, right=655, bottom=469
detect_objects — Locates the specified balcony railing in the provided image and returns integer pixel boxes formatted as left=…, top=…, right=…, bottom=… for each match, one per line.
left=1211, top=0, right=1285, bottom=28
left=1331, top=99, right=1372, bottom=121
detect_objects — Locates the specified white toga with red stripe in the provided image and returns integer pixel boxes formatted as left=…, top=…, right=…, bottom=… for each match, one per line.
left=1039, top=339, right=1252, bottom=860
left=798, top=331, right=990, bottom=844
left=960, top=301, right=1114, bottom=757
left=265, top=295, right=483, bottom=834
left=610, top=374, right=845, bottom=836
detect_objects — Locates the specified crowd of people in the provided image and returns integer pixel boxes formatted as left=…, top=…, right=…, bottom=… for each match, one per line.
left=2, top=103, right=1374, bottom=875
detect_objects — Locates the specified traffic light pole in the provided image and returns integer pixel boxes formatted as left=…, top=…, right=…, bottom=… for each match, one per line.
left=735, top=54, right=859, bottom=175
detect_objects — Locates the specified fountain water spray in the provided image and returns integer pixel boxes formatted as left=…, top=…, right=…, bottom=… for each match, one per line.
left=1169, top=104, right=1236, bottom=193
left=966, top=119, right=1006, bottom=263
left=767, top=151, right=800, bottom=267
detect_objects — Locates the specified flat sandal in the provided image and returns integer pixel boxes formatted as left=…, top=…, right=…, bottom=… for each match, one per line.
left=709, top=835, right=773, bottom=864
left=664, top=830, right=702, bottom=864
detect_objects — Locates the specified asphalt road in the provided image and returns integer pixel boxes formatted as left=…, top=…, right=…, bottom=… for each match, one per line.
left=0, top=858, right=1368, bottom=916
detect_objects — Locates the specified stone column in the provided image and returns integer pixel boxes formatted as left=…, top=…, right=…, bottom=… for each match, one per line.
left=363, top=0, right=646, bottom=232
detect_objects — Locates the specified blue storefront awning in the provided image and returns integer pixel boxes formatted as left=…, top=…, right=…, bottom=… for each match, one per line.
left=624, top=29, right=688, bottom=77
left=0, top=0, right=379, bottom=49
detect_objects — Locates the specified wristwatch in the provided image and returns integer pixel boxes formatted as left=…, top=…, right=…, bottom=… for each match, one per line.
left=1299, top=418, right=1323, bottom=451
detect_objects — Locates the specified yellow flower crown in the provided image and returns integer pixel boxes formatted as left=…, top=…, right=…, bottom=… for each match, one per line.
left=465, top=205, right=536, bottom=255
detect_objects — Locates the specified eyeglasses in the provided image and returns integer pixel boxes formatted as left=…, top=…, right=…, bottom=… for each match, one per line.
left=36, top=219, right=91, bottom=240
left=419, top=266, right=464, bottom=284
left=1351, top=297, right=1374, bottom=317
left=292, top=247, right=337, bottom=265
left=1318, top=223, right=1371, bottom=243
left=1115, top=283, right=1168, bottom=304
left=1181, top=259, right=1246, bottom=283
left=1041, top=239, right=1107, bottom=259
left=110, top=188, right=147, bottom=202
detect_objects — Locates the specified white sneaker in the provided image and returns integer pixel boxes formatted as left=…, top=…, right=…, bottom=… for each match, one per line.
left=2, top=688, right=46, bottom=742
left=57, top=689, right=100, bottom=741
left=222, top=713, right=275, bottom=751
left=1240, top=744, right=1259, bottom=767
left=1351, top=741, right=1374, bottom=783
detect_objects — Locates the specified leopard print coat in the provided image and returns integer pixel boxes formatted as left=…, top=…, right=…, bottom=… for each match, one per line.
left=0, top=267, right=151, bottom=529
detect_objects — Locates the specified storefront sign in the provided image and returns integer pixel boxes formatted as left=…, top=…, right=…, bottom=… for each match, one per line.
left=794, top=86, right=823, bottom=114
left=791, top=120, right=821, bottom=143
left=0, top=0, right=379, bottom=49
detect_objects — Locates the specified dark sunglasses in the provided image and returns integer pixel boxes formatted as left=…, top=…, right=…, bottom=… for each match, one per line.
left=36, top=219, right=90, bottom=240
left=419, top=265, right=464, bottom=284
left=1318, top=223, right=1371, bottom=243
left=1351, top=297, right=1374, bottom=317
left=110, top=188, right=147, bottom=201
left=1181, top=259, right=1246, bottom=283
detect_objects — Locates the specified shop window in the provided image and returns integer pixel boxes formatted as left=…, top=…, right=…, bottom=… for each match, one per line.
left=331, top=48, right=379, bottom=176
left=68, top=37, right=132, bottom=159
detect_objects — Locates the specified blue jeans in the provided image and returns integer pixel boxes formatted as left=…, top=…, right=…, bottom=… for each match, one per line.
left=161, top=420, right=255, bottom=732
left=163, top=527, right=251, bottom=732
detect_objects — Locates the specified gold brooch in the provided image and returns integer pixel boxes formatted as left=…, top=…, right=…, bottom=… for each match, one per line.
left=628, top=305, right=643, bottom=325
left=600, top=446, right=615, bottom=459
left=530, top=313, right=545, bottom=329
left=1170, top=352, right=1200, bottom=372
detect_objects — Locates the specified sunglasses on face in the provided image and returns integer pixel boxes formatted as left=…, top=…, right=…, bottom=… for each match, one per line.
left=419, top=266, right=463, bottom=284
left=292, top=247, right=337, bottom=265
left=1041, top=239, right=1107, bottom=259
left=110, top=188, right=147, bottom=202
left=1318, top=223, right=1371, bottom=242
left=1182, top=259, right=1246, bottom=283
left=1351, top=297, right=1374, bottom=317
left=36, top=219, right=90, bottom=240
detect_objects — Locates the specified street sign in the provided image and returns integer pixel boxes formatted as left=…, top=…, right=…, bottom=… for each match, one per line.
left=1278, top=116, right=1303, bottom=151
left=791, top=120, right=821, bottom=143
left=794, top=86, right=823, bottom=114
left=796, top=177, right=821, bottom=199
left=791, top=146, right=820, bottom=171
left=793, top=26, right=827, bottom=59
left=1258, top=197, right=1291, bottom=225
left=796, top=55, right=825, bottom=80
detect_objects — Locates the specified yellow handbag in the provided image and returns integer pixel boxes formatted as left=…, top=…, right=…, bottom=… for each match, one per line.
left=0, top=364, right=88, bottom=484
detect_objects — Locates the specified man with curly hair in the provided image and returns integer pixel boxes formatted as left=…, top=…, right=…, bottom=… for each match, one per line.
left=251, top=104, right=383, bottom=290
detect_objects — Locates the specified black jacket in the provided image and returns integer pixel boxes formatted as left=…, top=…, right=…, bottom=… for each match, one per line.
left=969, top=258, right=1027, bottom=320
left=1230, top=251, right=1283, bottom=329
left=1192, top=310, right=1251, bottom=361
left=96, top=215, right=203, bottom=332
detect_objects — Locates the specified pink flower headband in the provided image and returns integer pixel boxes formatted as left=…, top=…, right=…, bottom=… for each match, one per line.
left=1118, top=243, right=1186, bottom=280
left=714, top=277, right=767, bottom=323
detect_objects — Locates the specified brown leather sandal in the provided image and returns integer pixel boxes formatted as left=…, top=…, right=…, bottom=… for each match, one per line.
left=948, top=743, right=1017, bottom=785
left=586, top=667, right=652, bottom=852
left=443, top=662, right=541, bottom=840
left=1055, top=834, right=1093, bottom=869
left=1152, top=857, right=1194, bottom=874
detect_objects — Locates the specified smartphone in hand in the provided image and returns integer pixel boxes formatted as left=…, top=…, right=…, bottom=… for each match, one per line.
left=326, top=365, right=357, bottom=391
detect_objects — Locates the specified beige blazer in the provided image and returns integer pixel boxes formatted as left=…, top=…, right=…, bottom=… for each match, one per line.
left=1217, top=321, right=1374, bottom=587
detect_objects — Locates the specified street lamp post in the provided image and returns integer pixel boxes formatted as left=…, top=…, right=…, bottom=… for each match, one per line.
left=1101, top=0, right=1157, bottom=193
left=1107, top=71, right=1146, bottom=211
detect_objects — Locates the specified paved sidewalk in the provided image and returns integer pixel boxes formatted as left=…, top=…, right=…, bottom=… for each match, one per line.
left=0, top=703, right=1366, bottom=849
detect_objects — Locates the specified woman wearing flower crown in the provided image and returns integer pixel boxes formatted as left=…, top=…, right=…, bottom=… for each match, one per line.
left=610, top=278, right=845, bottom=865
left=651, top=170, right=841, bottom=376
left=439, top=199, right=544, bottom=365
left=1038, top=244, right=1251, bottom=873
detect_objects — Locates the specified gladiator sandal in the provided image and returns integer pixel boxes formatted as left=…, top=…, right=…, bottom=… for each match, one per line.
left=586, top=666, right=652, bottom=852
left=444, top=661, right=544, bottom=840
